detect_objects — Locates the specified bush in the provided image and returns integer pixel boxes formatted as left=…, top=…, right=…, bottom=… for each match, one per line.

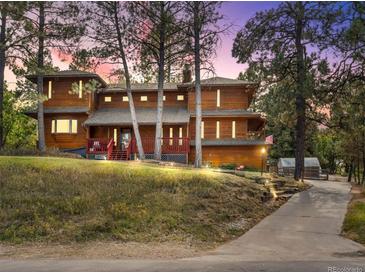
left=219, top=163, right=237, bottom=170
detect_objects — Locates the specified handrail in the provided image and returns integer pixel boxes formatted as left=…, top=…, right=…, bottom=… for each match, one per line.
left=107, top=138, right=114, bottom=160
left=130, top=137, right=190, bottom=154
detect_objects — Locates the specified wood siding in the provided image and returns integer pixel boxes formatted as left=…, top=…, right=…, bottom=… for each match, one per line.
left=97, top=91, right=187, bottom=109
left=189, top=145, right=267, bottom=169
left=189, top=117, right=247, bottom=139
left=44, top=113, right=88, bottom=149
left=188, top=86, right=251, bottom=111
left=43, top=77, right=92, bottom=108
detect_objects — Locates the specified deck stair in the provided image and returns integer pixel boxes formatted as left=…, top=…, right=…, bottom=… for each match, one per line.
left=108, top=149, right=128, bottom=160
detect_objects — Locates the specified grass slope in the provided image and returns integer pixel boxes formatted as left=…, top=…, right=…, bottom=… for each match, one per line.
left=0, top=156, right=296, bottom=246
left=343, top=201, right=365, bottom=245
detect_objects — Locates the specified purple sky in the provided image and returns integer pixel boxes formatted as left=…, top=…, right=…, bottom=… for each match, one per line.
left=6, top=1, right=280, bottom=88
left=214, top=1, right=279, bottom=78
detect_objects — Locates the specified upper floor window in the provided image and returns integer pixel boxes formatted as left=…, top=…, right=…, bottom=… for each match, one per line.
left=141, top=96, right=148, bottom=101
left=51, top=119, right=77, bottom=134
left=201, top=121, right=205, bottom=139
left=48, top=81, right=52, bottom=99
left=78, top=80, right=83, bottom=98
left=177, top=95, right=184, bottom=101
left=216, top=89, right=220, bottom=107
left=163, top=95, right=166, bottom=101
left=104, top=96, right=112, bottom=102
left=122, top=96, right=129, bottom=102
left=216, top=121, right=220, bottom=139
left=232, top=121, right=236, bottom=138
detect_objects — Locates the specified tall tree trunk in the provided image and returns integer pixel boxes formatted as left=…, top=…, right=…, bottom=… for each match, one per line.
left=37, top=2, right=46, bottom=151
left=114, top=2, right=145, bottom=160
left=154, top=2, right=166, bottom=161
left=193, top=2, right=202, bottom=168
left=294, top=2, right=306, bottom=181
left=0, top=6, right=7, bottom=149
left=348, top=159, right=354, bottom=182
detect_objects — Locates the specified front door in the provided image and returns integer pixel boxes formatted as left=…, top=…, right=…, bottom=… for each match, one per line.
left=120, top=128, right=132, bottom=150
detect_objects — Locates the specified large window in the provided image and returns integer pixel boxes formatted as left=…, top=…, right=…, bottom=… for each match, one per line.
left=51, top=119, right=77, bottom=134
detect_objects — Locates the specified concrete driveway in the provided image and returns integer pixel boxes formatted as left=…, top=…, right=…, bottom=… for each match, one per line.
left=1, top=178, right=364, bottom=271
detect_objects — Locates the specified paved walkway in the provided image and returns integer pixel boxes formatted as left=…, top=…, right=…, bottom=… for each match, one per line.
left=1, top=179, right=365, bottom=271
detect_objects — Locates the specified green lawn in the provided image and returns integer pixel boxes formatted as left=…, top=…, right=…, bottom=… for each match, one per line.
left=0, top=156, right=300, bottom=246
left=343, top=201, right=365, bottom=245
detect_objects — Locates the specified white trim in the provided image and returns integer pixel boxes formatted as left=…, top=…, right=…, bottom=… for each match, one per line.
left=114, top=128, right=117, bottom=145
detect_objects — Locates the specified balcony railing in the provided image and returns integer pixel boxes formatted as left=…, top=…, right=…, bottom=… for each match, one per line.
left=246, top=131, right=265, bottom=140
left=130, top=137, right=190, bottom=154
left=87, top=138, right=110, bottom=154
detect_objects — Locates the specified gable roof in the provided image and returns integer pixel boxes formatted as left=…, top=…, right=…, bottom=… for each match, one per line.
left=25, top=70, right=107, bottom=87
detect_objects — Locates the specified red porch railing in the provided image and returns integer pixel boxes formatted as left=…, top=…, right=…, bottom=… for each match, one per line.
left=107, top=138, right=114, bottom=159
left=130, top=137, right=190, bottom=154
left=87, top=138, right=111, bottom=154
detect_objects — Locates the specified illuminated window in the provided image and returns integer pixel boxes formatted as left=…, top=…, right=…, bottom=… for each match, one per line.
left=169, top=127, right=173, bottom=145
left=48, top=81, right=52, bottom=99
left=217, top=89, right=220, bottom=107
left=179, top=127, right=183, bottom=146
left=104, top=96, right=112, bottom=102
left=52, top=119, right=78, bottom=134
left=122, top=96, right=129, bottom=102
left=51, top=120, right=55, bottom=133
left=216, top=121, right=220, bottom=139
left=232, top=121, right=236, bottom=138
left=114, top=128, right=117, bottom=145
left=78, top=80, right=83, bottom=98
left=163, top=95, right=166, bottom=101
left=177, top=95, right=184, bottom=101
left=140, top=96, right=148, bottom=101
left=71, top=120, right=77, bottom=133
left=201, top=121, right=204, bottom=139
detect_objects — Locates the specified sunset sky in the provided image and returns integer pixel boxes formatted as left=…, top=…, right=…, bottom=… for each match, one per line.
left=6, top=1, right=280, bottom=88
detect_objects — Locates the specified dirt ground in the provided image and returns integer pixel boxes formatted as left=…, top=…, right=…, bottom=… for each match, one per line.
left=0, top=241, right=205, bottom=259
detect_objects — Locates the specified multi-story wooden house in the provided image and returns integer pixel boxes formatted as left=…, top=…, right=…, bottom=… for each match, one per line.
left=25, top=70, right=269, bottom=168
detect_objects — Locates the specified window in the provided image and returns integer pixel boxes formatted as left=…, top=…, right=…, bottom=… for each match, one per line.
left=78, top=80, right=83, bottom=98
left=179, top=127, right=183, bottom=145
left=51, top=120, right=55, bottom=133
left=216, top=121, right=220, bottom=139
left=48, top=81, right=52, bottom=99
left=177, top=95, right=184, bottom=101
left=217, top=89, right=220, bottom=107
left=201, top=121, right=204, bottom=139
left=122, top=96, right=129, bottom=102
left=114, top=128, right=117, bottom=145
left=169, top=127, right=173, bottom=145
left=232, top=121, right=236, bottom=138
left=140, top=96, right=148, bottom=101
left=52, top=119, right=77, bottom=134
left=163, top=95, right=166, bottom=101
left=104, top=96, right=112, bottom=102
